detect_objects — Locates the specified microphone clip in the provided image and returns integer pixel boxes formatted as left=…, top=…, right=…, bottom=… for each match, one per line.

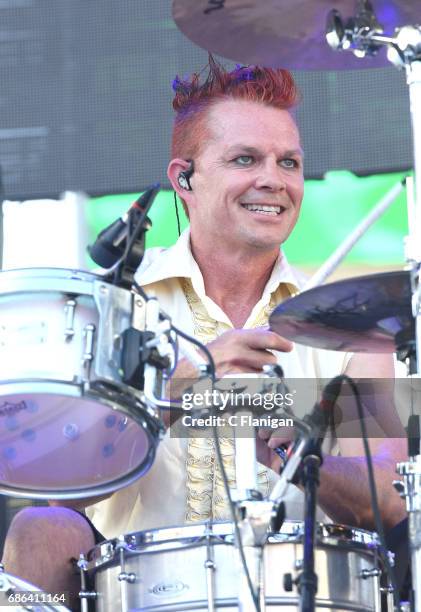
left=88, top=183, right=160, bottom=289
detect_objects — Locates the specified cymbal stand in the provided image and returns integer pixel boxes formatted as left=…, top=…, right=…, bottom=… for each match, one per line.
left=326, top=0, right=421, bottom=374
left=327, top=4, right=421, bottom=610
left=268, top=419, right=327, bottom=612
left=395, top=415, right=421, bottom=612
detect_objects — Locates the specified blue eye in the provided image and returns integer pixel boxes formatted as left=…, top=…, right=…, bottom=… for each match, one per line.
left=234, top=155, right=254, bottom=166
left=280, top=158, right=299, bottom=169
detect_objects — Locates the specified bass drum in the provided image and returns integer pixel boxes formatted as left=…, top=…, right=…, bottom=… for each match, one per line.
left=84, top=521, right=389, bottom=611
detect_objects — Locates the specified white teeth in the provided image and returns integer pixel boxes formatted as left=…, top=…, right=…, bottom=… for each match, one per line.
left=243, top=204, right=282, bottom=215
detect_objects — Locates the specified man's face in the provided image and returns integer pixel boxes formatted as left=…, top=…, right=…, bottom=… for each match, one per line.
left=187, top=98, right=304, bottom=253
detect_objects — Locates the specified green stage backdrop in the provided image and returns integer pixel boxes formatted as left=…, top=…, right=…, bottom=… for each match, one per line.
left=86, top=170, right=409, bottom=272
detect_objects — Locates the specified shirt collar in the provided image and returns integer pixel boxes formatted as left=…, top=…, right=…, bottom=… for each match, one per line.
left=134, top=229, right=194, bottom=286
left=135, top=228, right=303, bottom=294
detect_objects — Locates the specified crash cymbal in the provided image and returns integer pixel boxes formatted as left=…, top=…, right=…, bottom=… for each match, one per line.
left=269, top=270, right=414, bottom=353
left=172, top=0, right=418, bottom=70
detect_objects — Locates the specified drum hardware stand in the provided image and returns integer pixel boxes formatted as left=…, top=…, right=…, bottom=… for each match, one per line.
left=232, top=408, right=271, bottom=612
left=327, top=3, right=421, bottom=610
left=121, top=294, right=173, bottom=414
left=204, top=523, right=217, bottom=612
left=89, top=181, right=178, bottom=413
left=269, top=428, right=324, bottom=612
left=269, top=377, right=343, bottom=612
left=89, top=182, right=172, bottom=407
left=124, top=293, right=212, bottom=412
left=77, top=554, right=97, bottom=612
left=228, top=368, right=294, bottom=611
left=326, top=1, right=421, bottom=374
left=394, top=415, right=421, bottom=612
left=230, top=378, right=341, bottom=612
left=296, top=450, right=322, bottom=612
left=234, top=496, right=276, bottom=612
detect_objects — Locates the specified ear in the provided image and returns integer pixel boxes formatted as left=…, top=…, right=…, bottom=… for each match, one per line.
left=167, top=158, right=194, bottom=200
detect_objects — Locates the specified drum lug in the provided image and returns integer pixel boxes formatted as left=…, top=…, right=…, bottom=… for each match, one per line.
left=64, top=298, right=77, bottom=340
left=132, top=294, right=147, bottom=331
left=82, top=324, right=96, bottom=367
left=79, top=590, right=98, bottom=601
left=118, top=572, right=137, bottom=584
left=360, top=568, right=382, bottom=579
left=117, top=541, right=137, bottom=584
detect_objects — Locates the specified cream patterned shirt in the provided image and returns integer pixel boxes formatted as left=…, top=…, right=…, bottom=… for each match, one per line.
left=87, top=230, right=350, bottom=539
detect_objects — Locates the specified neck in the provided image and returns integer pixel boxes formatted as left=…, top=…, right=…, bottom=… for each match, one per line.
left=190, top=235, right=279, bottom=328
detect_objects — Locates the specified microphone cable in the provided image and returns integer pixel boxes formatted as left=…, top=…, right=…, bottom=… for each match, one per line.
left=340, top=374, right=399, bottom=610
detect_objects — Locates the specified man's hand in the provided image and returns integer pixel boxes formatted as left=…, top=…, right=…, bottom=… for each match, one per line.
left=256, top=353, right=407, bottom=530
left=205, top=327, right=293, bottom=377
left=256, top=423, right=295, bottom=474
left=171, top=327, right=292, bottom=382
left=166, top=327, right=293, bottom=427
left=172, top=327, right=293, bottom=384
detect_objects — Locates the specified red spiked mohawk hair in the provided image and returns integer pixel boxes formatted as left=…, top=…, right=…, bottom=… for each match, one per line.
left=171, top=56, right=301, bottom=160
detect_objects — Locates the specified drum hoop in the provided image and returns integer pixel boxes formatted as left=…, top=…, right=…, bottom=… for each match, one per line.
left=268, top=521, right=378, bottom=546
left=0, top=267, right=99, bottom=295
left=0, top=379, right=159, bottom=420
left=0, top=381, right=162, bottom=501
left=87, top=522, right=234, bottom=569
left=86, top=520, right=379, bottom=570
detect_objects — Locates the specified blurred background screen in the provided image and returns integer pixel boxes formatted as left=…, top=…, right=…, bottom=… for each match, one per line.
left=0, top=0, right=412, bottom=200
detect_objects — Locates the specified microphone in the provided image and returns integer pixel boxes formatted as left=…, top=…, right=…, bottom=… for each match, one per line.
left=270, top=375, right=344, bottom=502
left=285, top=375, right=344, bottom=462
left=304, top=375, right=344, bottom=438
left=88, top=183, right=160, bottom=268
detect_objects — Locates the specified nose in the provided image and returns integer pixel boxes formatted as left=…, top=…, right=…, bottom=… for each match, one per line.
left=254, top=159, right=286, bottom=191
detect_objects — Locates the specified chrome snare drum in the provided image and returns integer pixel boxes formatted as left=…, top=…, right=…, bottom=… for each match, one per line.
left=83, top=521, right=385, bottom=611
left=0, top=268, right=164, bottom=499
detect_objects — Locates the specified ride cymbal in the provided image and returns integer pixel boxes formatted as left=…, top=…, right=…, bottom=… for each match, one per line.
left=172, top=0, right=417, bottom=70
left=269, top=270, right=414, bottom=353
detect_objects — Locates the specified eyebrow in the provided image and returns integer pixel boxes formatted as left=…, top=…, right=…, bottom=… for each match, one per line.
left=225, top=145, right=304, bottom=158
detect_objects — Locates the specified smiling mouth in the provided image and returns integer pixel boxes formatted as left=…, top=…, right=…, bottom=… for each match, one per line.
left=241, top=203, right=286, bottom=216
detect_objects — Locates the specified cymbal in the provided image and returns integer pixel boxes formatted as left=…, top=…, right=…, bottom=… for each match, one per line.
left=269, top=270, right=414, bottom=353
left=172, top=0, right=417, bottom=70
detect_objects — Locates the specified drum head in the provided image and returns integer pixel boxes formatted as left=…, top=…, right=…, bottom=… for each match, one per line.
left=0, top=384, right=160, bottom=499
